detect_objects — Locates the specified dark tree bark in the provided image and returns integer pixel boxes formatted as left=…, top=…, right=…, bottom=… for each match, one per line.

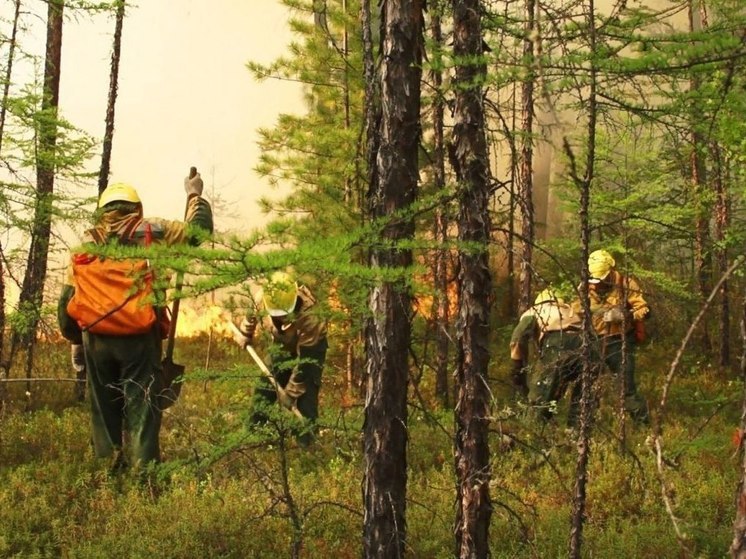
left=12, top=0, right=64, bottom=368
left=517, top=0, right=537, bottom=313
left=97, top=0, right=126, bottom=195
left=450, top=0, right=493, bottom=556
left=430, top=6, right=450, bottom=408
left=362, top=1, right=422, bottom=558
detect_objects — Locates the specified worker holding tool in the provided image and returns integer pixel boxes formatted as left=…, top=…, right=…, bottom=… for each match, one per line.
left=233, top=270, right=328, bottom=445
left=575, top=249, right=651, bottom=425
left=57, top=175, right=213, bottom=473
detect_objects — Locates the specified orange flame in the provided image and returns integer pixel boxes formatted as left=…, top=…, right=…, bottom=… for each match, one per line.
left=175, top=303, right=234, bottom=338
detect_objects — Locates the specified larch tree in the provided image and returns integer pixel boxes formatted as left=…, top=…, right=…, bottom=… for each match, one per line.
left=12, top=0, right=64, bottom=373
left=566, top=0, right=599, bottom=555
left=450, top=0, right=493, bottom=556
left=249, top=0, right=370, bottom=394
left=361, top=0, right=423, bottom=557
left=97, top=0, right=126, bottom=195
left=0, top=0, right=22, bottom=372
left=732, top=296, right=746, bottom=557
left=516, top=0, right=537, bottom=314
left=687, top=0, right=713, bottom=354
left=426, top=0, right=451, bottom=408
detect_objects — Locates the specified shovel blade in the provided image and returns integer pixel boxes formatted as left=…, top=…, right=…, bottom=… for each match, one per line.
left=160, top=358, right=186, bottom=409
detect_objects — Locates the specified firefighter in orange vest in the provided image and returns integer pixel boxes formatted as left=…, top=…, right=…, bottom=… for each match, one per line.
left=58, top=180, right=213, bottom=471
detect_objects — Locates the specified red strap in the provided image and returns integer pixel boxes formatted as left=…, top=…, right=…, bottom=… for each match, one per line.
left=144, top=222, right=153, bottom=247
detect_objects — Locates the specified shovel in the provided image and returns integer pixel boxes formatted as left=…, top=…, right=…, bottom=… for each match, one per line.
left=160, top=310, right=185, bottom=409
left=159, top=166, right=199, bottom=409
left=160, top=292, right=186, bottom=411
left=228, top=321, right=303, bottom=419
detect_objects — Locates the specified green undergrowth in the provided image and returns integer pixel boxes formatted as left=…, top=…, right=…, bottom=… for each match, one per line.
left=0, top=336, right=740, bottom=558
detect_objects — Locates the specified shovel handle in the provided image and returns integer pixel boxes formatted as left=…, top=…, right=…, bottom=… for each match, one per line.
left=164, top=166, right=197, bottom=361
left=229, top=322, right=303, bottom=419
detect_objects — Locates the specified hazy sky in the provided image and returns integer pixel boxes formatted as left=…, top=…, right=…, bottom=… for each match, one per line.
left=55, top=0, right=301, bottom=230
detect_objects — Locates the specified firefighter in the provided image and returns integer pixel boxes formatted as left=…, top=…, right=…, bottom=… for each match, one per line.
left=511, top=288, right=592, bottom=426
left=57, top=179, right=213, bottom=472
left=233, top=270, right=328, bottom=445
left=580, top=249, right=650, bottom=425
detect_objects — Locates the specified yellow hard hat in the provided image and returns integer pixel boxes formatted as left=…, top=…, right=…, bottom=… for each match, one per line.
left=588, top=249, right=615, bottom=283
left=534, top=288, right=559, bottom=306
left=98, top=183, right=141, bottom=209
left=262, top=271, right=298, bottom=317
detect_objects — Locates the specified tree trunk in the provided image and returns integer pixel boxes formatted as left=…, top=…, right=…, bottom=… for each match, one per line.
left=359, top=0, right=378, bottom=403
left=517, top=0, right=537, bottom=313
left=362, top=1, right=422, bottom=558
left=711, top=142, right=730, bottom=368
left=450, top=0, right=493, bottom=556
left=0, top=0, right=21, bottom=374
left=568, top=0, right=599, bottom=555
left=0, top=239, right=5, bottom=375
left=688, top=0, right=712, bottom=354
left=730, top=297, right=746, bottom=557
left=98, top=0, right=126, bottom=195
left=0, top=0, right=22, bottom=154
left=430, top=7, right=450, bottom=408
left=12, top=0, right=64, bottom=366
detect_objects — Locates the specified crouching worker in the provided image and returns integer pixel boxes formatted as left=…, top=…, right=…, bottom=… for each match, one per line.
left=510, top=289, right=592, bottom=427
left=233, top=270, right=328, bottom=446
left=57, top=179, right=213, bottom=472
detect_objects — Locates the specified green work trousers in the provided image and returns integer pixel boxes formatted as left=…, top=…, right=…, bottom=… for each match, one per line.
left=528, top=330, right=585, bottom=425
left=83, top=330, right=163, bottom=468
left=249, top=337, right=328, bottom=440
left=602, top=333, right=649, bottom=424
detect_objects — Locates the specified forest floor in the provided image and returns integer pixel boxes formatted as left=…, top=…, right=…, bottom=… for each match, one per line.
left=0, top=333, right=738, bottom=558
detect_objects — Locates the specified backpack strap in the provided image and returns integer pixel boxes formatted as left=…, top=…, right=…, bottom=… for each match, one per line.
left=85, top=228, right=106, bottom=245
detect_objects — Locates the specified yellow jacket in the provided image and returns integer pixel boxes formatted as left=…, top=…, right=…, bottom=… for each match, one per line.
left=577, top=270, right=649, bottom=337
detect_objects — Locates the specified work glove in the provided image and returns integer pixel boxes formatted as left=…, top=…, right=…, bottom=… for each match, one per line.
left=184, top=171, right=204, bottom=197
left=602, top=307, right=626, bottom=324
left=71, top=343, right=85, bottom=373
left=285, top=376, right=307, bottom=400
left=510, top=359, right=528, bottom=398
left=633, top=320, right=646, bottom=344
left=233, top=317, right=257, bottom=348
left=277, top=386, right=298, bottom=411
